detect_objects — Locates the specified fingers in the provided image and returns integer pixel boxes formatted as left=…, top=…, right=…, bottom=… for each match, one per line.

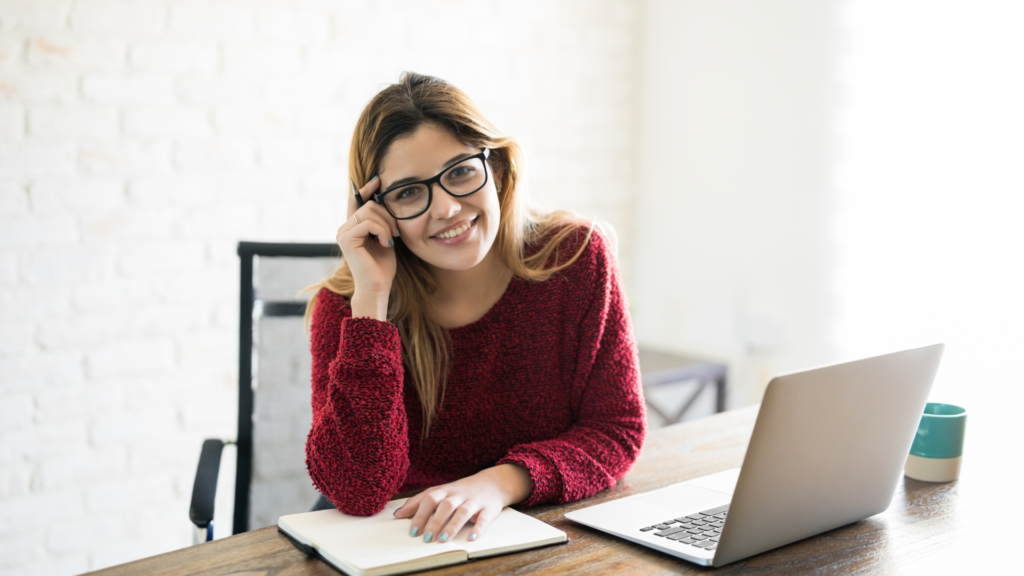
left=347, top=175, right=381, bottom=219
left=392, top=497, right=417, bottom=520
left=399, top=493, right=494, bottom=544
left=342, top=202, right=399, bottom=240
left=421, top=495, right=465, bottom=544
left=437, top=501, right=481, bottom=544
left=337, top=206, right=396, bottom=249
left=337, top=218, right=392, bottom=250
left=467, top=505, right=498, bottom=542
left=407, top=489, right=445, bottom=540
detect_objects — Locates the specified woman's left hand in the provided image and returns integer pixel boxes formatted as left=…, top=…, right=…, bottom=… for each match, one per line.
left=394, top=464, right=533, bottom=543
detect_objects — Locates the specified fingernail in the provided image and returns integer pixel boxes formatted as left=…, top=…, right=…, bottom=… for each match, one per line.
left=370, top=174, right=378, bottom=181
left=469, top=533, right=478, bottom=541
left=409, top=527, right=418, bottom=537
left=393, top=506, right=402, bottom=517
left=423, top=531, right=433, bottom=543
left=388, top=238, right=394, bottom=247
left=438, top=533, right=448, bottom=543
left=394, top=228, right=400, bottom=237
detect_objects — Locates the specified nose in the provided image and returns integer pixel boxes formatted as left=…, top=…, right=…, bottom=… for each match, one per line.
left=429, top=183, right=461, bottom=220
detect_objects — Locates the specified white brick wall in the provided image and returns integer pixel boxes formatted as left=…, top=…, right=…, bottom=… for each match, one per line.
left=0, top=1, right=640, bottom=573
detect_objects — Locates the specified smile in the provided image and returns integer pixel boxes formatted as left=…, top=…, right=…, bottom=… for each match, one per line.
left=433, top=217, right=476, bottom=239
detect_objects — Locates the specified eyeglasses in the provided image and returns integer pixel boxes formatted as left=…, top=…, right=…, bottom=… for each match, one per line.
left=370, top=149, right=491, bottom=220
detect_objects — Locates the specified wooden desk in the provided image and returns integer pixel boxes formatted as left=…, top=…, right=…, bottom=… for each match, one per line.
left=88, top=406, right=972, bottom=575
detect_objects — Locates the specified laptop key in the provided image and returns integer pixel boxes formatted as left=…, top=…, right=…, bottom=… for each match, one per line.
left=639, top=526, right=656, bottom=532
left=654, top=527, right=688, bottom=537
left=686, top=528, right=703, bottom=534
left=680, top=537, right=698, bottom=544
left=685, top=514, right=704, bottom=520
left=702, top=531, right=718, bottom=537
left=667, top=533, right=691, bottom=541
left=710, top=537, right=719, bottom=542
left=695, top=541, right=716, bottom=548
left=705, top=544, right=718, bottom=550
left=690, top=534, right=708, bottom=541
left=654, top=524, right=671, bottom=530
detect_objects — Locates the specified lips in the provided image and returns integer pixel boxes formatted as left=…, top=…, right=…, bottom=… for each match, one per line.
left=431, top=216, right=477, bottom=239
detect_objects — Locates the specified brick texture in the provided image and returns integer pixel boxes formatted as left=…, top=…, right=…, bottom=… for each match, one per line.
left=0, top=1, right=640, bottom=573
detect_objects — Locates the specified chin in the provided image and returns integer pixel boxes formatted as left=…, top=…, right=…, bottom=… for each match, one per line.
left=426, top=249, right=489, bottom=272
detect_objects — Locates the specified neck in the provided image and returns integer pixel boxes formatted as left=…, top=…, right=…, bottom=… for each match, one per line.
left=428, top=249, right=512, bottom=311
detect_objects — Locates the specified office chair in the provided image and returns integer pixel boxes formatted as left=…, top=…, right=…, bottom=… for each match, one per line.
left=189, top=242, right=339, bottom=543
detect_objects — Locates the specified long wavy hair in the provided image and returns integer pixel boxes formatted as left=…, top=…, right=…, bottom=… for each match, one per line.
left=306, top=72, right=594, bottom=437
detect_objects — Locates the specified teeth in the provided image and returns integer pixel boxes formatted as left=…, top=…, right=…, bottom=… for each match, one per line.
left=437, top=221, right=472, bottom=239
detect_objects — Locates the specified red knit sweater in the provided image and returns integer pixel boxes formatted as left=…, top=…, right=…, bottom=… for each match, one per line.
left=305, top=228, right=646, bottom=516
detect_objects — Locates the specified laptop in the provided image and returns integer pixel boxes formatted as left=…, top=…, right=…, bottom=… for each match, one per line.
left=565, top=344, right=944, bottom=567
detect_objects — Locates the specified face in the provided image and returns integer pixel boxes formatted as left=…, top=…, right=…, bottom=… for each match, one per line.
left=377, top=124, right=501, bottom=273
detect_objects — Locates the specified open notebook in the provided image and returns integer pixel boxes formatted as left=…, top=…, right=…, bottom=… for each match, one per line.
left=278, top=498, right=567, bottom=576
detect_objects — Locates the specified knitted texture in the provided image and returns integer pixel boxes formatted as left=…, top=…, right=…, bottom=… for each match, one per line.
left=305, top=228, right=646, bottom=515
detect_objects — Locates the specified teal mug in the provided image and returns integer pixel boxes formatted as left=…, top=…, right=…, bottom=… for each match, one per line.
left=904, top=402, right=967, bottom=482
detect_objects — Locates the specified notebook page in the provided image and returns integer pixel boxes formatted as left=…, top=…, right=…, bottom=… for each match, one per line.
left=280, top=498, right=466, bottom=571
left=459, top=507, right=567, bottom=559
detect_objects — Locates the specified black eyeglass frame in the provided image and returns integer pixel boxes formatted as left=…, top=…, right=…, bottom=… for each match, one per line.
left=369, top=149, right=491, bottom=220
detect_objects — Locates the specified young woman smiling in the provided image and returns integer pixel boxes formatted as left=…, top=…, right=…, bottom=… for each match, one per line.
left=304, top=73, right=645, bottom=545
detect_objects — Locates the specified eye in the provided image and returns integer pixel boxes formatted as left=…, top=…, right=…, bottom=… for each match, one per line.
left=449, top=165, right=475, bottom=179
left=394, top=185, right=425, bottom=201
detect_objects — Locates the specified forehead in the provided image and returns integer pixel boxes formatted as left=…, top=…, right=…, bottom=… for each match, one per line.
left=379, top=124, right=475, bottom=182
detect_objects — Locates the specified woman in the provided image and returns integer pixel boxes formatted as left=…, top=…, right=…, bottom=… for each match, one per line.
left=305, top=72, right=645, bottom=545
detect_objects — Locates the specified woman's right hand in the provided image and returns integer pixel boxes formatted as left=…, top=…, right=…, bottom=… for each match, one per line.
left=336, top=176, right=400, bottom=321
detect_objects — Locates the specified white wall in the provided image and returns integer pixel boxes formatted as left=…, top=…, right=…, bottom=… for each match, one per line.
left=631, top=0, right=841, bottom=405
left=833, top=0, right=1024, bottom=406
left=0, top=1, right=640, bottom=573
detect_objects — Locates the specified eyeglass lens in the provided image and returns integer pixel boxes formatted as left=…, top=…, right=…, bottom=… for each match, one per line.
left=382, top=156, right=487, bottom=219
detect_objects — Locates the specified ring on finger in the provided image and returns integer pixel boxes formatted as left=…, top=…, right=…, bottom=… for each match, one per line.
left=353, top=213, right=361, bottom=225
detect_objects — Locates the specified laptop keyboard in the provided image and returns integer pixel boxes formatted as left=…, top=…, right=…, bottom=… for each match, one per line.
left=638, top=503, right=729, bottom=551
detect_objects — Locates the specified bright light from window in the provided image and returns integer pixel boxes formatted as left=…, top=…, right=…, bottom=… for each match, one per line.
left=833, top=1, right=1024, bottom=411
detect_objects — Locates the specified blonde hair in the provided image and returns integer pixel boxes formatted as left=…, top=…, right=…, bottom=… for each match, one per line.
left=306, top=73, right=593, bottom=437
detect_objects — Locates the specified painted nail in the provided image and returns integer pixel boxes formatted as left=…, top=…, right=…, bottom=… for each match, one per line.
left=393, top=506, right=403, bottom=517
left=388, top=238, right=394, bottom=247
left=370, top=174, right=378, bottom=181
left=394, top=227, right=401, bottom=237
left=423, top=531, right=433, bottom=543
left=469, top=533, right=478, bottom=541
left=438, top=533, right=448, bottom=543
left=409, top=527, right=418, bottom=537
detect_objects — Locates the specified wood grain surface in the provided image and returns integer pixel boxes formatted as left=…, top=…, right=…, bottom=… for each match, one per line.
left=86, top=406, right=972, bottom=575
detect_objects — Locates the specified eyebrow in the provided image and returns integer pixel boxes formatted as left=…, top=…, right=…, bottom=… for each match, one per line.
left=383, top=152, right=476, bottom=190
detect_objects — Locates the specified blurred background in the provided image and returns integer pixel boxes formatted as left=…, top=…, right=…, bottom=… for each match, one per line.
left=1, top=0, right=1022, bottom=573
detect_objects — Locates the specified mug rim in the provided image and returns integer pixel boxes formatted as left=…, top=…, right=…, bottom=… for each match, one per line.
left=923, top=402, right=966, bottom=418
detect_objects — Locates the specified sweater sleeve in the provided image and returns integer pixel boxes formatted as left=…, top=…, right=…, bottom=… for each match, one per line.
left=497, top=229, right=647, bottom=506
left=305, top=288, right=410, bottom=515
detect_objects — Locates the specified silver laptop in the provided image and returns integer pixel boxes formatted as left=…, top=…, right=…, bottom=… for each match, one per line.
left=565, top=344, right=944, bottom=567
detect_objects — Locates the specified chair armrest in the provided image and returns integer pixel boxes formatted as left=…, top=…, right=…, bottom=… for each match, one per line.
left=189, top=439, right=225, bottom=530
